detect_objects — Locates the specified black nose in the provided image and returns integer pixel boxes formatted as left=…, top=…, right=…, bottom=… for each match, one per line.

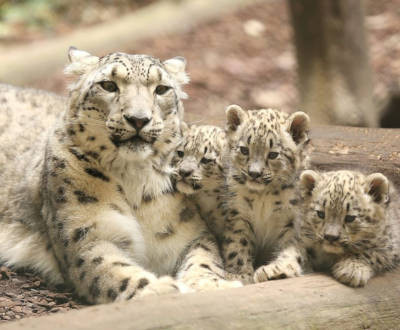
left=324, top=234, right=340, bottom=243
left=179, top=169, right=193, bottom=178
left=124, top=115, right=151, bottom=131
left=248, top=171, right=261, bottom=179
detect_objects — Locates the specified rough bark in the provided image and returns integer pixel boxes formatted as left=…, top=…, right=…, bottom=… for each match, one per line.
left=310, top=125, right=400, bottom=188
left=287, top=0, right=377, bottom=127
left=2, top=270, right=400, bottom=330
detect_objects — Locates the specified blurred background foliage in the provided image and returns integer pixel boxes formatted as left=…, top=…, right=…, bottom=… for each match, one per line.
left=0, top=0, right=153, bottom=42
left=0, top=0, right=399, bottom=127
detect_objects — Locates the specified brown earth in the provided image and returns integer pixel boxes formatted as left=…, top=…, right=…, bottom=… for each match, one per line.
left=1, top=0, right=400, bottom=323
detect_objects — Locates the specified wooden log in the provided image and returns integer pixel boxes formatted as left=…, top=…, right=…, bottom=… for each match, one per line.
left=310, top=125, right=400, bottom=188
left=2, top=270, right=400, bottom=330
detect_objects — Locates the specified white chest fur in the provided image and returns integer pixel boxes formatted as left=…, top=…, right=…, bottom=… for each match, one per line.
left=236, top=188, right=295, bottom=252
left=135, top=194, right=206, bottom=276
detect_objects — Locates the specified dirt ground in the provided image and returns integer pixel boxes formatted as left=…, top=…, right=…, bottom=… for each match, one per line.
left=1, top=0, right=400, bottom=323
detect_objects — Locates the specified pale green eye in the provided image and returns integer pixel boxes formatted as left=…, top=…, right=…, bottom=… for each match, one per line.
left=344, top=215, right=356, bottom=223
left=155, top=85, right=171, bottom=95
left=201, top=157, right=213, bottom=164
left=99, top=81, right=118, bottom=92
left=268, top=152, right=279, bottom=159
left=240, top=146, right=249, bottom=155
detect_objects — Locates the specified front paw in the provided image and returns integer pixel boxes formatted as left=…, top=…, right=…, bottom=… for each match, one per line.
left=332, top=259, right=373, bottom=287
left=136, top=276, right=191, bottom=298
left=254, top=260, right=302, bottom=283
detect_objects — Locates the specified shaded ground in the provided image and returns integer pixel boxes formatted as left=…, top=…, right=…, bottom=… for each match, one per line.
left=0, top=266, right=82, bottom=322
left=1, top=0, right=400, bottom=323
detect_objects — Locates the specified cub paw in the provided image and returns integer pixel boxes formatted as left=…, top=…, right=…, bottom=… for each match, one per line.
left=332, top=259, right=373, bottom=287
left=254, top=260, right=302, bottom=283
left=135, top=276, right=191, bottom=298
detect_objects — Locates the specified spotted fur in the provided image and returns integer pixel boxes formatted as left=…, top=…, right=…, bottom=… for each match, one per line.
left=220, top=105, right=310, bottom=284
left=296, top=170, right=400, bottom=287
left=0, top=49, right=239, bottom=304
left=172, top=124, right=228, bottom=239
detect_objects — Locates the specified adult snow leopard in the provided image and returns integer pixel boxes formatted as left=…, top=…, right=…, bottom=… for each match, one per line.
left=0, top=48, right=239, bottom=304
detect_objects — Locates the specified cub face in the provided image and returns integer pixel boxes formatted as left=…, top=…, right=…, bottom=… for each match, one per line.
left=172, top=124, right=227, bottom=194
left=65, top=48, right=189, bottom=159
left=225, top=105, right=310, bottom=192
left=300, top=170, right=390, bottom=255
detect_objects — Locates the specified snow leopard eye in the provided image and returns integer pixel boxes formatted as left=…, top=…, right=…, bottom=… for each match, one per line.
left=344, top=215, right=356, bottom=223
left=268, top=152, right=279, bottom=159
left=177, top=150, right=184, bottom=158
left=155, top=85, right=171, bottom=95
left=240, top=146, right=249, bottom=155
left=99, top=81, right=118, bottom=93
left=200, top=157, right=213, bottom=165
left=316, top=211, right=325, bottom=219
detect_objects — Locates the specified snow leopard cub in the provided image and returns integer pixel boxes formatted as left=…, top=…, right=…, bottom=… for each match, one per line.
left=298, top=170, right=400, bottom=287
left=172, top=123, right=227, bottom=240
left=221, top=105, right=310, bottom=284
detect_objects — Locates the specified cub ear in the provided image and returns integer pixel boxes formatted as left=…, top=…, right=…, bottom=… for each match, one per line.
left=64, top=47, right=99, bottom=76
left=365, top=173, right=390, bottom=204
left=226, top=104, right=247, bottom=132
left=287, top=111, right=310, bottom=145
left=300, top=170, right=320, bottom=195
left=163, top=56, right=189, bottom=85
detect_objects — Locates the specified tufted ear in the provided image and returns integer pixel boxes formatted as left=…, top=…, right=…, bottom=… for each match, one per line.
left=300, top=170, right=320, bottom=195
left=64, top=47, right=99, bottom=76
left=163, top=56, right=189, bottom=85
left=226, top=104, right=247, bottom=132
left=365, top=173, right=390, bottom=204
left=287, top=111, right=310, bottom=145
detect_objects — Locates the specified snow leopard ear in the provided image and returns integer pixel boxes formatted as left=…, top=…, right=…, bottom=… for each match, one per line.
left=226, top=105, right=247, bottom=132
left=64, top=47, right=99, bottom=76
left=300, top=170, right=320, bottom=196
left=366, top=173, right=390, bottom=204
left=163, top=56, right=189, bottom=85
left=287, top=111, right=310, bottom=145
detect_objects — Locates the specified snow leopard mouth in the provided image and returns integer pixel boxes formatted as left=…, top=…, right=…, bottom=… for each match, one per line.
left=322, top=241, right=344, bottom=254
left=111, top=134, right=151, bottom=148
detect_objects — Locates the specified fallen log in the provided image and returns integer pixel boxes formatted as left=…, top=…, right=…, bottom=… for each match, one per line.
left=1, top=124, right=399, bottom=329
left=2, top=270, right=400, bottom=330
left=310, top=125, right=400, bottom=188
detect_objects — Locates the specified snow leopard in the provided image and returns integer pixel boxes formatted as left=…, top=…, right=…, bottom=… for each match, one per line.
left=0, top=48, right=240, bottom=304
left=297, top=170, right=400, bottom=287
left=220, top=105, right=310, bottom=284
left=172, top=123, right=228, bottom=239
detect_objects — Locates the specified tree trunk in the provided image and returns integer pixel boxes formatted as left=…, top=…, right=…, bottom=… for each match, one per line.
left=287, top=0, right=377, bottom=127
